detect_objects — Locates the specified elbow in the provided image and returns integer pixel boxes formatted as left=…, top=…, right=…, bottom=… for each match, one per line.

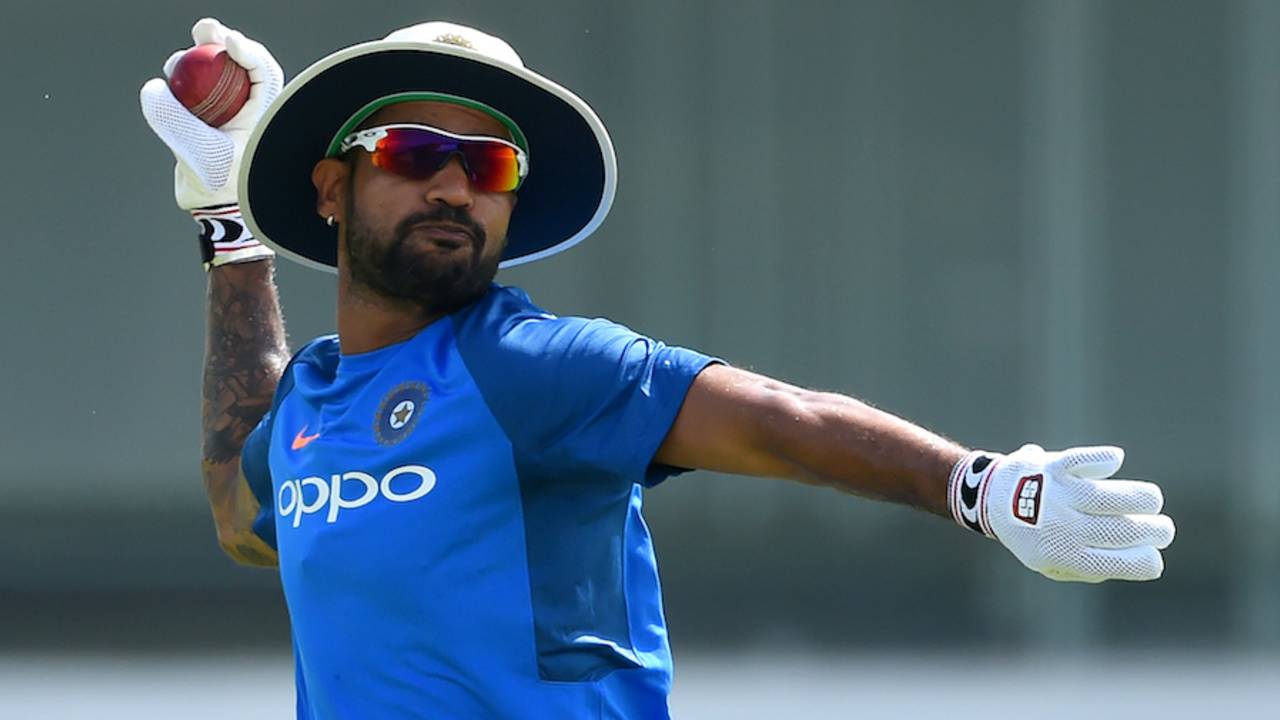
left=744, top=387, right=832, bottom=481
left=759, top=388, right=871, bottom=486
left=761, top=386, right=836, bottom=439
left=214, top=524, right=278, bottom=568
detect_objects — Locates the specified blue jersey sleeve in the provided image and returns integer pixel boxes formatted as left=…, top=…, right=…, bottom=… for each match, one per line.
left=237, top=337, right=329, bottom=550
left=453, top=287, right=718, bottom=485
left=240, top=411, right=277, bottom=549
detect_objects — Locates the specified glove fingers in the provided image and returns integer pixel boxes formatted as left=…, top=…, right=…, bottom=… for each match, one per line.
left=220, top=30, right=284, bottom=130
left=1049, top=445, right=1125, bottom=479
left=1064, top=477, right=1164, bottom=515
left=191, top=17, right=230, bottom=46
left=1080, top=513, right=1176, bottom=550
left=1079, top=545, right=1166, bottom=582
left=223, top=30, right=268, bottom=74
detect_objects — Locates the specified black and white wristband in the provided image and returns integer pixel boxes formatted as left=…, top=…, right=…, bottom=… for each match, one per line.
left=947, top=450, right=1002, bottom=539
left=194, top=205, right=275, bottom=271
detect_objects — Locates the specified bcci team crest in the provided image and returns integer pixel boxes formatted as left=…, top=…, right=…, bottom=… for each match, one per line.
left=374, top=381, right=429, bottom=446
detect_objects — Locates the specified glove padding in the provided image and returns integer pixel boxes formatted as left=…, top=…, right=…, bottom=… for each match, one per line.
left=140, top=18, right=283, bottom=210
left=948, top=444, right=1175, bottom=583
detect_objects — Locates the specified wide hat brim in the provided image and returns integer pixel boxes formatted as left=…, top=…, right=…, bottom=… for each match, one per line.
left=239, top=39, right=617, bottom=271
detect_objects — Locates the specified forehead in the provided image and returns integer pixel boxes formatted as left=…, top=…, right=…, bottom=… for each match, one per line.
left=360, top=100, right=510, bottom=139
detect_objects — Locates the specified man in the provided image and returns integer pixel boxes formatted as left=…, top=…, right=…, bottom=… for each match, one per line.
left=141, top=18, right=1175, bottom=720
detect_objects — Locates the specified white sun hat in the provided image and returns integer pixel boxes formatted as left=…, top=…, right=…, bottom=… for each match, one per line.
left=240, top=21, right=617, bottom=271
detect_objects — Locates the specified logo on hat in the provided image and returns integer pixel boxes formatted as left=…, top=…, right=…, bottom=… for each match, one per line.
left=433, top=33, right=474, bottom=49
left=375, top=381, right=429, bottom=446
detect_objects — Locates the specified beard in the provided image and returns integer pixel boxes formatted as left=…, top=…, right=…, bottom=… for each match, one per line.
left=344, top=200, right=501, bottom=317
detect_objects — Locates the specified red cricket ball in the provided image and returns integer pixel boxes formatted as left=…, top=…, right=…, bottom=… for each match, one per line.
left=167, top=43, right=251, bottom=127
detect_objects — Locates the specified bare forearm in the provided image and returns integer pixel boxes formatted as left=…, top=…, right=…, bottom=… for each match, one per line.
left=203, top=259, right=288, bottom=459
left=761, top=388, right=966, bottom=517
left=201, top=259, right=288, bottom=564
left=659, top=366, right=966, bottom=517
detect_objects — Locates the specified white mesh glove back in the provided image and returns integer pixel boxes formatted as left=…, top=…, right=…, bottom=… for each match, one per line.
left=140, top=18, right=283, bottom=210
left=948, top=444, right=1176, bottom=583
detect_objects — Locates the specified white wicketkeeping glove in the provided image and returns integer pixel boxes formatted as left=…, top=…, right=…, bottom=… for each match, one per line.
left=947, top=444, right=1175, bottom=583
left=140, top=18, right=283, bottom=268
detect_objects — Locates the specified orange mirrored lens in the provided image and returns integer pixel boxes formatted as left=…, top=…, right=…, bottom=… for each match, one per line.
left=372, top=128, right=522, bottom=192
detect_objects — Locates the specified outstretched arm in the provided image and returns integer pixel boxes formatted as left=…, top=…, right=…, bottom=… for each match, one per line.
left=656, top=364, right=1175, bottom=583
left=202, top=260, right=288, bottom=567
left=655, top=364, right=965, bottom=515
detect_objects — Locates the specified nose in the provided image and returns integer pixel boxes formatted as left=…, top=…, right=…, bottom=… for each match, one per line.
left=424, top=153, right=475, bottom=209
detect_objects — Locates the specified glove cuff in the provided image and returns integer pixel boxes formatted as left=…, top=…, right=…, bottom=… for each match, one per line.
left=947, top=450, right=1002, bottom=539
left=193, top=205, right=275, bottom=271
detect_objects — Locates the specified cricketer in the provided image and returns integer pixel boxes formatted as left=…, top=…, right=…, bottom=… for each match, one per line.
left=140, top=18, right=1176, bottom=719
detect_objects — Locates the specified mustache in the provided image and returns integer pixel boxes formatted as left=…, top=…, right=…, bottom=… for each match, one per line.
left=393, top=205, right=486, bottom=251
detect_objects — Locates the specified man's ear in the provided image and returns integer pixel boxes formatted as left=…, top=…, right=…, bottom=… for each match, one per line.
left=312, top=158, right=350, bottom=223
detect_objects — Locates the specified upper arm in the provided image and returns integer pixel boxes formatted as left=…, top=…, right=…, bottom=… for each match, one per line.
left=454, top=297, right=716, bottom=480
left=654, top=364, right=817, bottom=480
left=202, top=459, right=278, bottom=568
left=202, top=411, right=278, bottom=568
left=224, top=467, right=279, bottom=567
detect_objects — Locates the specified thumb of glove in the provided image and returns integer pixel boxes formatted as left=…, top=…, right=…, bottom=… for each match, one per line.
left=140, top=78, right=234, bottom=190
left=1049, top=445, right=1125, bottom=480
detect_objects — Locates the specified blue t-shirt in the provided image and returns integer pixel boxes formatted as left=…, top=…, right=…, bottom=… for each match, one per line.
left=240, top=284, right=716, bottom=719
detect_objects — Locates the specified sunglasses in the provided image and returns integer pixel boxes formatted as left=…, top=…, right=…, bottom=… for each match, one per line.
left=338, top=123, right=529, bottom=193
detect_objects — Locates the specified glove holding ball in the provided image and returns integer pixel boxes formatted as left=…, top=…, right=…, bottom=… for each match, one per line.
left=948, top=444, right=1176, bottom=583
left=140, top=18, right=283, bottom=270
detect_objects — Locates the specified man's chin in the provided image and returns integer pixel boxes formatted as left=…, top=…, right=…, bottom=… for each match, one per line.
left=381, top=261, right=494, bottom=314
left=411, top=282, right=490, bottom=315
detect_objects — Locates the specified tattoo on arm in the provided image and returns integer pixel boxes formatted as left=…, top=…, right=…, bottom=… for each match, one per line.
left=202, top=260, right=289, bottom=463
left=200, top=260, right=288, bottom=567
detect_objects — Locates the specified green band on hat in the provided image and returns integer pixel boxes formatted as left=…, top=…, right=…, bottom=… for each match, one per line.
left=325, top=91, right=529, bottom=157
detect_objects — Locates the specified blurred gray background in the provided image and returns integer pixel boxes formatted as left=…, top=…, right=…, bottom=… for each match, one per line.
left=2, top=0, right=1277, bottom=717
